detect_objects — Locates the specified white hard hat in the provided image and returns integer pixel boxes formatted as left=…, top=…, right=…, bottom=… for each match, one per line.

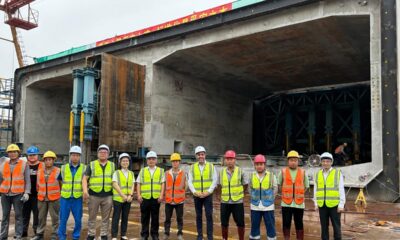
left=118, top=153, right=131, bottom=162
left=195, top=146, right=206, bottom=154
left=69, top=146, right=82, bottom=155
left=146, top=151, right=157, bottom=159
left=97, top=144, right=110, bottom=152
left=320, top=152, right=333, bottom=161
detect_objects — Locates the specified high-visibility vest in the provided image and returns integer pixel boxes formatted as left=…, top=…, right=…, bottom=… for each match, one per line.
left=191, top=162, right=214, bottom=192
left=0, top=159, right=26, bottom=194
left=315, top=169, right=341, bottom=208
left=220, top=167, right=244, bottom=202
left=250, top=171, right=275, bottom=207
left=281, top=167, right=305, bottom=205
left=113, top=169, right=134, bottom=203
left=37, top=167, right=61, bottom=201
left=60, top=163, right=86, bottom=198
left=165, top=169, right=186, bottom=204
left=89, top=160, right=115, bottom=193
left=140, top=167, right=164, bottom=199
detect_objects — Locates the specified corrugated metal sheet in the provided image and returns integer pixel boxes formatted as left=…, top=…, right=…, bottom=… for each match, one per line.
left=99, top=53, right=145, bottom=152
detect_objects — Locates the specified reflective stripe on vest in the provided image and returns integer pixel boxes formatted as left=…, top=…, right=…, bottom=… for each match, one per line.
left=191, top=162, right=213, bottom=192
left=250, top=171, right=274, bottom=207
left=165, top=169, right=186, bottom=204
left=38, top=167, right=61, bottom=201
left=220, top=167, right=244, bottom=202
left=140, top=167, right=163, bottom=199
left=61, top=163, right=86, bottom=199
left=113, top=170, right=134, bottom=203
left=89, top=160, right=115, bottom=193
left=281, top=167, right=305, bottom=205
left=0, top=159, right=26, bottom=194
left=316, top=169, right=340, bottom=208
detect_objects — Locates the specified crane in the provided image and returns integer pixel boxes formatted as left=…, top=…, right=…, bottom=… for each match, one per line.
left=0, top=0, right=38, bottom=67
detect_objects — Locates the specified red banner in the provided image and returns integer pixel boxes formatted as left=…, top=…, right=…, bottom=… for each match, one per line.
left=96, top=3, right=233, bottom=47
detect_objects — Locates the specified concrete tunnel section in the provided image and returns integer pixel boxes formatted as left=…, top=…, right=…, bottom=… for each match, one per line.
left=13, top=0, right=399, bottom=201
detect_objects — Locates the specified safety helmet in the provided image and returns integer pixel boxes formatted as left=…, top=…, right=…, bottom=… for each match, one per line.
left=254, top=154, right=266, bottom=163
left=69, top=146, right=82, bottom=154
left=146, top=151, right=157, bottom=159
left=6, top=144, right=20, bottom=153
left=26, top=146, right=40, bottom=155
left=97, top=144, right=110, bottom=152
left=224, top=150, right=236, bottom=158
left=320, top=152, right=333, bottom=161
left=170, top=153, right=181, bottom=161
left=43, top=151, right=57, bottom=159
left=118, top=153, right=131, bottom=162
left=287, top=150, right=300, bottom=159
left=195, top=146, right=206, bottom=154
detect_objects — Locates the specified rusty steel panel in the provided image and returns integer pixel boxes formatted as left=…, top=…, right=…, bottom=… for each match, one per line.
left=99, top=53, right=145, bottom=152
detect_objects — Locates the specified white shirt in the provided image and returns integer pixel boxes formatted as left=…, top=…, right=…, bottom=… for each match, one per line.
left=250, top=171, right=278, bottom=211
left=135, top=166, right=165, bottom=183
left=112, top=169, right=131, bottom=182
left=187, top=161, right=218, bottom=194
left=313, top=167, right=346, bottom=209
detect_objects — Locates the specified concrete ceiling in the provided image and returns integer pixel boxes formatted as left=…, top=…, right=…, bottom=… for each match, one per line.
left=157, top=16, right=370, bottom=98
left=28, top=75, right=72, bottom=89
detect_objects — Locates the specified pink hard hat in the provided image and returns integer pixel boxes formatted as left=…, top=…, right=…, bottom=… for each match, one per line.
left=254, top=154, right=266, bottom=163
left=224, top=150, right=236, bottom=158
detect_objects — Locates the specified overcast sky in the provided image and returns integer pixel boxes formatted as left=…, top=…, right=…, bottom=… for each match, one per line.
left=0, top=0, right=231, bottom=78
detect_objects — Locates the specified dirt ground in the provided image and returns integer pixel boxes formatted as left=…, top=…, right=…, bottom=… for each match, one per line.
left=3, top=196, right=400, bottom=240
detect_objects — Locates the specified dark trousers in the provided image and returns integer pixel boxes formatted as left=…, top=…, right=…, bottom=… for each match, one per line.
left=220, top=203, right=244, bottom=227
left=140, top=198, right=160, bottom=239
left=22, top=194, right=39, bottom=235
left=164, top=203, right=184, bottom=236
left=1, top=194, right=24, bottom=240
left=319, top=205, right=342, bottom=240
left=111, top=200, right=131, bottom=238
left=281, top=207, right=304, bottom=231
left=194, top=195, right=213, bottom=240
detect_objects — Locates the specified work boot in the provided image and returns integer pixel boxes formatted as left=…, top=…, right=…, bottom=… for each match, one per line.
left=30, top=235, right=44, bottom=240
left=121, top=236, right=128, bottom=240
left=296, top=229, right=304, bottom=240
left=222, top=226, right=228, bottom=240
left=237, top=227, right=245, bottom=240
left=162, top=234, right=169, bottom=240
left=283, top=228, right=291, bottom=240
left=177, top=235, right=184, bottom=240
left=86, top=236, right=95, bottom=240
left=101, top=236, right=108, bottom=240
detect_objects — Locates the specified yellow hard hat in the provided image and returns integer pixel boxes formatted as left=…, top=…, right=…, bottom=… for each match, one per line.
left=43, top=151, right=57, bottom=159
left=170, top=153, right=181, bottom=161
left=287, top=150, right=300, bottom=159
left=6, top=144, right=20, bottom=153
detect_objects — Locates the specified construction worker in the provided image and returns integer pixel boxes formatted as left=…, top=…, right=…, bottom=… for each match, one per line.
left=82, top=144, right=115, bottom=240
left=217, top=150, right=248, bottom=240
left=22, top=146, right=43, bottom=237
left=136, top=151, right=165, bottom=240
left=188, top=146, right=218, bottom=240
left=32, top=150, right=61, bottom=240
left=57, top=146, right=86, bottom=240
left=249, top=154, right=277, bottom=240
left=111, top=153, right=135, bottom=240
left=163, top=153, right=187, bottom=240
left=278, top=150, right=309, bottom=240
left=0, top=144, right=30, bottom=240
left=314, top=152, right=345, bottom=240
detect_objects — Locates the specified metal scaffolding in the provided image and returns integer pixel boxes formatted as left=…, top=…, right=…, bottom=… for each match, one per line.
left=0, top=77, right=13, bottom=147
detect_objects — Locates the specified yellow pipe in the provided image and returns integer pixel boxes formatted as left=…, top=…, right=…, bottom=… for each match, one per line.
left=69, top=111, right=74, bottom=144
left=80, top=111, right=85, bottom=143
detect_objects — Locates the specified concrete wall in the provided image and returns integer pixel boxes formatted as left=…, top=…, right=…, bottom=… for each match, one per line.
left=23, top=86, right=72, bottom=154
left=147, top=65, right=253, bottom=155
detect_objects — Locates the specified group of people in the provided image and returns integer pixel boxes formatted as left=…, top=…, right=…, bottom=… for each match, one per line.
left=0, top=143, right=345, bottom=240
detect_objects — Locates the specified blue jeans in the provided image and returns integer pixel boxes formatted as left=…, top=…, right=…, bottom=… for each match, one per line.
left=57, top=197, right=82, bottom=240
left=194, top=195, right=213, bottom=240
left=250, top=210, right=276, bottom=239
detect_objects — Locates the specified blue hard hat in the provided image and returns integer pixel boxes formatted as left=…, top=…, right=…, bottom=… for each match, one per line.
left=26, top=146, right=40, bottom=155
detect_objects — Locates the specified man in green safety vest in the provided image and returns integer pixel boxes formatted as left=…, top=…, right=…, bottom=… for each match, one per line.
left=57, top=146, right=86, bottom=240
left=313, top=152, right=345, bottom=240
left=217, top=150, right=248, bottom=240
left=136, top=151, right=165, bottom=240
left=82, top=144, right=115, bottom=240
